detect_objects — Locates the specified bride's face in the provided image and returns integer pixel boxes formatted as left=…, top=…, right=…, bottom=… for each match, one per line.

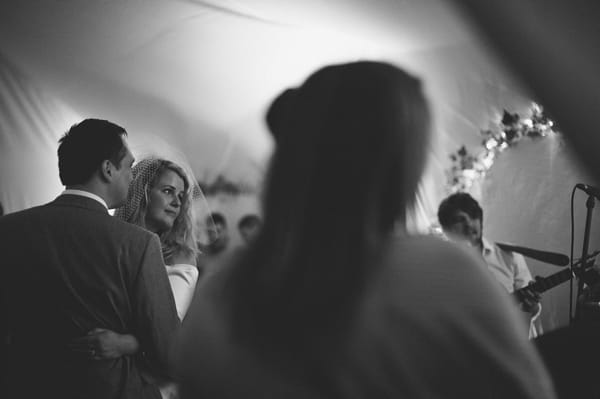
left=145, top=169, right=186, bottom=234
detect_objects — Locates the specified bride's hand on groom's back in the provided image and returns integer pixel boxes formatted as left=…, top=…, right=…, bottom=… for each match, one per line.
left=68, top=328, right=139, bottom=360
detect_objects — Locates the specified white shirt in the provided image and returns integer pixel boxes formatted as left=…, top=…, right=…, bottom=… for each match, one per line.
left=481, top=237, right=541, bottom=338
left=61, top=189, right=108, bottom=210
left=481, top=237, right=533, bottom=293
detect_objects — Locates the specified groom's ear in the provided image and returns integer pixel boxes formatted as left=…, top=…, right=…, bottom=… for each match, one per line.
left=99, top=159, right=113, bottom=182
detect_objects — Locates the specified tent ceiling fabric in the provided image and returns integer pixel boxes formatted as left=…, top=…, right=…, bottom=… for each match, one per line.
left=0, top=0, right=474, bottom=125
left=0, top=0, right=527, bottom=220
left=0, top=1, right=474, bottom=124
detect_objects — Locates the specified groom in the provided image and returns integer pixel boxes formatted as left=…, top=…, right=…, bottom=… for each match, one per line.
left=0, top=119, right=180, bottom=398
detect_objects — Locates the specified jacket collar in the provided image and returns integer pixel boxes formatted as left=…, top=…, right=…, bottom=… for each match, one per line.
left=52, top=194, right=110, bottom=214
left=61, top=189, right=108, bottom=210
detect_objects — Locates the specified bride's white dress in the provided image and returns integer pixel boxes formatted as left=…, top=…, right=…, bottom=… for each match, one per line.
left=165, top=264, right=198, bottom=320
left=160, top=264, right=199, bottom=399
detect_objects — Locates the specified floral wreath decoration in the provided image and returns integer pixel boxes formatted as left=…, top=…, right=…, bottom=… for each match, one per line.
left=446, top=103, right=559, bottom=194
left=427, top=103, right=559, bottom=237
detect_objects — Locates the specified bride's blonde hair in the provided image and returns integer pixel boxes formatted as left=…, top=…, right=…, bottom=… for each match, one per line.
left=114, top=157, right=198, bottom=264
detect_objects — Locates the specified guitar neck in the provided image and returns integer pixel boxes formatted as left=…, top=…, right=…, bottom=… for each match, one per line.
left=523, top=268, right=574, bottom=295
left=513, top=250, right=600, bottom=300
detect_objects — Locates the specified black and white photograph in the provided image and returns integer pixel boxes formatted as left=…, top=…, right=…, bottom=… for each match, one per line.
left=2, top=1, right=600, bottom=398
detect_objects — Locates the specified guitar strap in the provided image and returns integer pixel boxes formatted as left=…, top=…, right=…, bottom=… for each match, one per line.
left=496, top=244, right=517, bottom=280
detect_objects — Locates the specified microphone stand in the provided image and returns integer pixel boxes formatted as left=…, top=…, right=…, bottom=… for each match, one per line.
left=573, top=194, right=595, bottom=324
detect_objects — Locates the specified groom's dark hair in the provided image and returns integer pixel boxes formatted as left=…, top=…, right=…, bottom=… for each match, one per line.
left=58, top=118, right=128, bottom=186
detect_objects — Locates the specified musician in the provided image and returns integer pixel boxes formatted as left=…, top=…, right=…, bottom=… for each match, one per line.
left=437, top=192, right=542, bottom=338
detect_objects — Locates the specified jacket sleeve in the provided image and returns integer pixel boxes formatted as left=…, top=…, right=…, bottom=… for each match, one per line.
left=131, top=233, right=181, bottom=379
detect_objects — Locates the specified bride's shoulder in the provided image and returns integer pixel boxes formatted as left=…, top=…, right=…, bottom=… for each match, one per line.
left=169, top=252, right=197, bottom=267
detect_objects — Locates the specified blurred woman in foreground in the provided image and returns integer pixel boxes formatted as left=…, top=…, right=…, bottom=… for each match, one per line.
left=178, top=61, right=556, bottom=398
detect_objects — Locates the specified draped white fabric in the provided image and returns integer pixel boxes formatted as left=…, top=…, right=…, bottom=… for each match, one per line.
left=0, top=0, right=596, bottom=331
left=0, top=55, right=79, bottom=213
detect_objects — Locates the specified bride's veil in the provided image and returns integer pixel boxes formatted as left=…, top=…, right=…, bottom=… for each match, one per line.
left=126, top=137, right=217, bottom=249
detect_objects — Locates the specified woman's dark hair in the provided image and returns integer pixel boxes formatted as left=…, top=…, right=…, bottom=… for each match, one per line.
left=238, top=214, right=261, bottom=230
left=230, top=61, right=430, bottom=359
left=208, top=212, right=226, bottom=227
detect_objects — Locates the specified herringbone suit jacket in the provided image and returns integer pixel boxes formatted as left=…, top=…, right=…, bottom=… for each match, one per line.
left=0, top=194, right=180, bottom=399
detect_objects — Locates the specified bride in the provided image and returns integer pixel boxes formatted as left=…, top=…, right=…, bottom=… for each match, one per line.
left=69, top=156, right=206, bottom=398
left=115, top=157, right=200, bottom=320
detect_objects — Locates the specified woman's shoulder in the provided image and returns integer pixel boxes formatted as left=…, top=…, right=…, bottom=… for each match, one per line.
left=376, top=234, right=506, bottom=305
left=352, top=234, right=556, bottom=398
left=384, top=234, right=483, bottom=271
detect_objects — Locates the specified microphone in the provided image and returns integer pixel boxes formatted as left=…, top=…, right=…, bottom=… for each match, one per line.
left=576, top=183, right=600, bottom=200
left=496, top=243, right=570, bottom=266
